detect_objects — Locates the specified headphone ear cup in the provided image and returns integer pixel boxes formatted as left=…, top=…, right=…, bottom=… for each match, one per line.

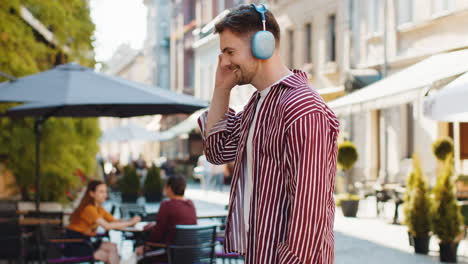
left=251, top=31, right=275, bottom=60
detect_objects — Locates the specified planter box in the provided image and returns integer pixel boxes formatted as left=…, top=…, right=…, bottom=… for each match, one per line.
left=121, top=193, right=139, bottom=203
left=341, top=200, right=359, bottom=217
left=439, top=242, right=459, bottom=263
left=144, top=192, right=162, bottom=203
left=413, top=236, right=430, bottom=254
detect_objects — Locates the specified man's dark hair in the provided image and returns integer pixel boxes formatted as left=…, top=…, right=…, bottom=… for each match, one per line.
left=166, top=175, right=186, bottom=196
left=215, top=4, right=280, bottom=43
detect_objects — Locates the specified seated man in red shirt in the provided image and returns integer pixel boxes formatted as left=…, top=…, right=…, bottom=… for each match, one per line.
left=136, top=175, right=197, bottom=260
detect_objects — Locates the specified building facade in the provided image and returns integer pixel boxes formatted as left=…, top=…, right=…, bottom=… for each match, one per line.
left=331, top=0, right=468, bottom=188
left=99, top=0, right=173, bottom=165
left=270, top=0, right=349, bottom=102
left=144, top=0, right=172, bottom=89
left=159, top=0, right=198, bottom=163
left=163, top=0, right=468, bottom=187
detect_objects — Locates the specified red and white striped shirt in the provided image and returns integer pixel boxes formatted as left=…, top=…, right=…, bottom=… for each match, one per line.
left=198, top=70, right=339, bottom=264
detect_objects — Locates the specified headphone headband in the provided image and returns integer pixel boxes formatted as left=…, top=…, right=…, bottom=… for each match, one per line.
left=251, top=4, right=267, bottom=21
left=250, top=4, right=275, bottom=60
left=251, top=4, right=268, bottom=31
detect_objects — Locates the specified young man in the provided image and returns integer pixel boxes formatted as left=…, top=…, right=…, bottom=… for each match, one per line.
left=197, top=4, right=339, bottom=264
left=135, top=175, right=197, bottom=261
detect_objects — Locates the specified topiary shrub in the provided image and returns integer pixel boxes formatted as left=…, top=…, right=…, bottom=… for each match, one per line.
left=144, top=164, right=163, bottom=202
left=338, top=141, right=359, bottom=171
left=335, top=193, right=360, bottom=207
left=338, top=141, right=359, bottom=194
left=431, top=154, right=464, bottom=243
left=403, top=155, right=431, bottom=239
left=432, top=137, right=454, bottom=162
left=119, top=165, right=140, bottom=202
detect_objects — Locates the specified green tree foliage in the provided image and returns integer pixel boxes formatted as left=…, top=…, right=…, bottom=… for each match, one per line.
left=120, top=166, right=140, bottom=195
left=432, top=137, right=454, bottom=162
left=403, top=155, right=431, bottom=237
left=431, top=155, right=464, bottom=243
left=144, top=164, right=163, bottom=194
left=0, top=0, right=99, bottom=202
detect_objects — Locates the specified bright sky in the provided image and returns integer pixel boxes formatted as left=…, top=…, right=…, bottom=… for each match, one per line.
left=90, top=0, right=147, bottom=63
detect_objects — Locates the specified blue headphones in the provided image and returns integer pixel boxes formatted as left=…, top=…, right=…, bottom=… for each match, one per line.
left=251, top=4, right=275, bottom=60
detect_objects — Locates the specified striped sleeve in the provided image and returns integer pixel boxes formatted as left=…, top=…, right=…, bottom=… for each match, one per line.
left=197, top=108, right=243, bottom=165
left=279, top=112, right=331, bottom=264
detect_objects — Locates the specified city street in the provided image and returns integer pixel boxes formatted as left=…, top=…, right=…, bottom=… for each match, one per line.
left=2, top=1, right=468, bottom=263
left=180, top=185, right=468, bottom=264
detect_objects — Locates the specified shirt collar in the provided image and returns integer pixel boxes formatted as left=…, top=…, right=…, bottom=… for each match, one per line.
left=280, top=69, right=309, bottom=88
left=259, top=73, right=292, bottom=97
left=256, top=69, right=306, bottom=96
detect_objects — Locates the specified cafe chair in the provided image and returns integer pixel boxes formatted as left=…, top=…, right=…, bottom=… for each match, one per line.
left=38, top=224, right=95, bottom=264
left=141, top=224, right=217, bottom=264
left=0, top=218, right=30, bottom=264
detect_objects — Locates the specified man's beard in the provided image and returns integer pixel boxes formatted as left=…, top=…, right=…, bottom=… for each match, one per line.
left=234, top=65, right=251, bottom=85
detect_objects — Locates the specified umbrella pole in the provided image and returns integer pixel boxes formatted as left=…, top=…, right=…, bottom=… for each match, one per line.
left=34, top=117, right=45, bottom=212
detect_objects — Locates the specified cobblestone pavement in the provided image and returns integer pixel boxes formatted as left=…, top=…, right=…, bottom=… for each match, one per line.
left=107, top=185, right=468, bottom=263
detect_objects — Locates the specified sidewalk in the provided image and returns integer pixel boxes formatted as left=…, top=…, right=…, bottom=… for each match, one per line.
left=185, top=185, right=468, bottom=263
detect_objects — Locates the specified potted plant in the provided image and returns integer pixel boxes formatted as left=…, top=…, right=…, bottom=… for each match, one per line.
left=432, top=137, right=454, bottom=162
left=402, top=154, right=432, bottom=254
left=337, top=141, right=359, bottom=217
left=144, top=164, right=163, bottom=202
left=119, top=165, right=140, bottom=203
left=431, top=155, right=464, bottom=263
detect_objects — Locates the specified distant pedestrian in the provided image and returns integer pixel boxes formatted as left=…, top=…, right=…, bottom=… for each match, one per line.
left=197, top=154, right=212, bottom=190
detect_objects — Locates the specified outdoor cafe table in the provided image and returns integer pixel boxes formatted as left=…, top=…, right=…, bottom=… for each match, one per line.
left=119, top=211, right=228, bottom=233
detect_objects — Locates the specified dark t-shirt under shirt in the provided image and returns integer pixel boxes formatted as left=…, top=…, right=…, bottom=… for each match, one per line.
left=149, top=199, right=197, bottom=244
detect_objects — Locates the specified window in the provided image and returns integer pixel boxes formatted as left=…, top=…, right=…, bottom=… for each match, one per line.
left=367, top=0, right=382, bottom=34
left=327, top=15, right=336, bottom=62
left=449, top=123, right=468, bottom=159
left=201, top=0, right=212, bottom=25
left=185, top=0, right=196, bottom=24
left=397, top=0, right=413, bottom=26
left=305, top=23, right=313, bottom=64
left=288, top=29, right=294, bottom=67
left=218, top=0, right=225, bottom=13
left=432, top=0, right=454, bottom=15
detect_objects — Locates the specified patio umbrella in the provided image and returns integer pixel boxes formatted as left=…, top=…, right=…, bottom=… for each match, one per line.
left=100, top=122, right=159, bottom=142
left=0, top=63, right=208, bottom=210
left=423, top=71, right=468, bottom=175
left=423, top=71, right=468, bottom=122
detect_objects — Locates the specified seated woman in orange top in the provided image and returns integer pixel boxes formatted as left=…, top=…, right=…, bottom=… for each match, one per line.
left=66, top=180, right=141, bottom=264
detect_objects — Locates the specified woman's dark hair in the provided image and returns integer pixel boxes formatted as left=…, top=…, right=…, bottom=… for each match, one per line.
left=215, top=4, right=280, bottom=43
left=167, top=175, right=186, bottom=196
left=70, top=180, right=105, bottom=223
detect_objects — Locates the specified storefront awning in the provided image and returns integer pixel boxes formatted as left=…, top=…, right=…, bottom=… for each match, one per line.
left=329, top=49, right=468, bottom=115
left=424, top=71, right=468, bottom=122
left=158, top=105, right=245, bottom=141
left=157, top=108, right=207, bottom=141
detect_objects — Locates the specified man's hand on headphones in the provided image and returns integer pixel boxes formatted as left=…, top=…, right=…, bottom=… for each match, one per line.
left=215, top=54, right=239, bottom=92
